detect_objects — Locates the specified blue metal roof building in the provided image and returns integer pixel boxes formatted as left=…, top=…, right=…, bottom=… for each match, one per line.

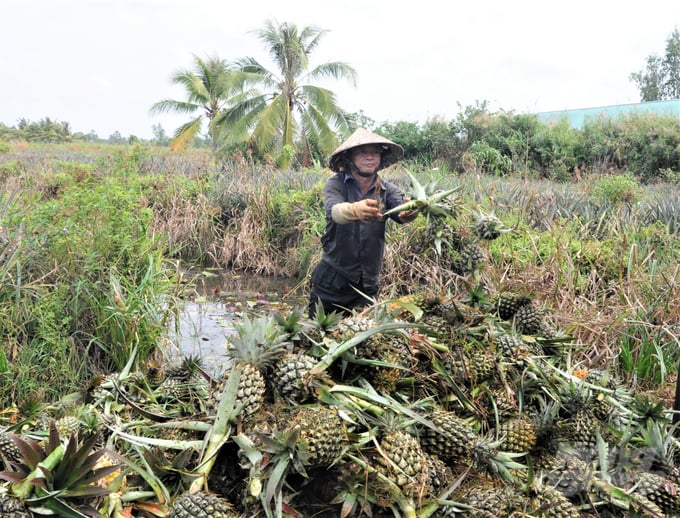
left=536, top=99, right=680, bottom=129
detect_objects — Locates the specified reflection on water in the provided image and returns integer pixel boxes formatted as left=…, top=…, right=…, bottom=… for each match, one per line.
left=167, top=269, right=307, bottom=376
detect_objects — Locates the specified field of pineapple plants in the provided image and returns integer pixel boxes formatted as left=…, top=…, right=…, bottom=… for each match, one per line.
left=1, top=121, right=680, bottom=517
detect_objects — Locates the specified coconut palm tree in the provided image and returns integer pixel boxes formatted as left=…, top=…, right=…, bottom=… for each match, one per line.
left=214, top=20, right=358, bottom=167
left=150, top=55, right=239, bottom=151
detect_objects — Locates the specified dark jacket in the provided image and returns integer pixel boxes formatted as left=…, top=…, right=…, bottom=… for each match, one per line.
left=319, top=172, right=407, bottom=290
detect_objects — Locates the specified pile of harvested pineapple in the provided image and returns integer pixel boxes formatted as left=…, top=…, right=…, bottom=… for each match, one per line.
left=1, top=191, right=678, bottom=518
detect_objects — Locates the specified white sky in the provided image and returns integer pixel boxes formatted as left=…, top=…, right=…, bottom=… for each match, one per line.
left=2, top=0, right=679, bottom=140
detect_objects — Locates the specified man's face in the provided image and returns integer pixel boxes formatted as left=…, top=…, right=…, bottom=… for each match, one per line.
left=350, top=145, right=382, bottom=174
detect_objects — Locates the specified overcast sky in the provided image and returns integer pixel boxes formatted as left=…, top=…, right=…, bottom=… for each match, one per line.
left=2, top=0, right=679, bottom=139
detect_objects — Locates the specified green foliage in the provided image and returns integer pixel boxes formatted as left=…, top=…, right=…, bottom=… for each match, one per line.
left=618, top=319, right=678, bottom=385
left=591, top=173, right=640, bottom=205
left=630, top=28, right=680, bottom=101
left=464, top=141, right=512, bottom=176
left=0, top=287, right=86, bottom=405
left=0, top=156, right=183, bottom=406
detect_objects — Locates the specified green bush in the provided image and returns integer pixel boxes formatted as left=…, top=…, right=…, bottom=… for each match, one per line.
left=591, top=173, right=640, bottom=205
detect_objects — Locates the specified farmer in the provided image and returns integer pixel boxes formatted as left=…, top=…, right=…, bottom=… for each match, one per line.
left=308, top=127, right=418, bottom=317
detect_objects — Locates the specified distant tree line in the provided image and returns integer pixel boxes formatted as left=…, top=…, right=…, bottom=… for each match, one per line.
left=0, top=117, right=183, bottom=146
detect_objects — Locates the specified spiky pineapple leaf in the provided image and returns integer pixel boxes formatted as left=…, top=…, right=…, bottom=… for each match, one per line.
left=382, top=168, right=458, bottom=219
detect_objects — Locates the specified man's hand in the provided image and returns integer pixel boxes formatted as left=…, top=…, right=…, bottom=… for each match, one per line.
left=352, top=199, right=382, bottom=221
left=398, top=209, right=418, bottom=223
left=397, top=197, right=418, bottom=223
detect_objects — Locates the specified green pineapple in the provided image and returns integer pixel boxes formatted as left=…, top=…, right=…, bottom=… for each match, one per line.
left=420, top=410, right=477, bottom=461
left=285, top=405, right=347, bottom=468
left=536, top=450, right=591, bottom=498
left=451, top=240, right=486, bottom=275
left=0, top=489, right=33, bottom=517
left=330, top=313, right=378, bottom=344
left=454, top=477, right=519, bottom=517
left=494, top=292, right=532, bottom=321
left=631, top=471, right=680, bottom=515
left=513, top=301, right=544, bottom=335
left=424, top=451, right=454, bottom=497
left=493, top=332, right=529, bottom=357
left=376, top=421, right=429, bottom=496
left=446, top=346, right=498, bottom=386
left=433, top=301, right=485, bottom=327
left=208, top=314, right=289, bottom=421
left=359, top=331, right=415, bottom=394
left=0, top=432, right=22, bottom=464
left=496, top=417, right=537, bottom=454
left=298, top=303, right=343, bottom=348
left=272, top=351, right=320, bottom=403
left=169, top=491, right=239, bottom=518
left=157, top=356, right=209, bottom=402
left=54, top=415, right=81, bottom=439
left=528, top=479, right=581, bottom=518
left=471, top=210, right=509, bottom=241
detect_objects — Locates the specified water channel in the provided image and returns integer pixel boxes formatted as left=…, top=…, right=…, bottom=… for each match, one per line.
left=168, top=269, right=307, bottom=376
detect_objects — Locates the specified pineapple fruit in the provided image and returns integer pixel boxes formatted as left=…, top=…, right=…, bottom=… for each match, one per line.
left=207, top=314, right=289, bottom=421
left=169, top=491, right=239, bottom=518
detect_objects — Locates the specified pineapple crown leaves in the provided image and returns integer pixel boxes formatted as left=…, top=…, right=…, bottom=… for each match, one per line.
left=382, top=168, right=459, bottom=221
left=0, top=423, right=119, bottom=515
left=227, top=313, right=291, bottom=367
left=471, top=434, right=528, bottom=482
left=272, top=307, right=305, bottom=338
left=315, top=322, right=422, bottom=379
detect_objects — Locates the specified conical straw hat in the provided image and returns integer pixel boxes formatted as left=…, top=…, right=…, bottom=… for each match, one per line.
left=328, top=127, right=404, bottom=172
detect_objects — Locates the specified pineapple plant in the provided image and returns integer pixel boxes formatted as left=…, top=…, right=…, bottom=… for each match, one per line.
left=169, top=490, right=239, bottom=518
left=0, top=423, right=120, bottom=517
left=206, top=314, right=290, bottom=421
left=298, top=302, right=343, bottom=348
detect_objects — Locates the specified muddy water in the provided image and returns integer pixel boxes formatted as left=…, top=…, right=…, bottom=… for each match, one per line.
left=168, top=270, right=307, bottom=376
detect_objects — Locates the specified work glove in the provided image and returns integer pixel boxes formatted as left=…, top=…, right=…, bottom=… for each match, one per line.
left=331, top=199, right=382, bottom=224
